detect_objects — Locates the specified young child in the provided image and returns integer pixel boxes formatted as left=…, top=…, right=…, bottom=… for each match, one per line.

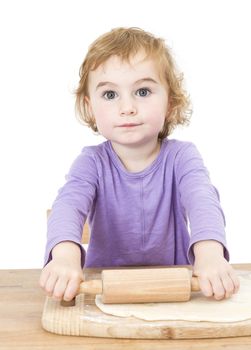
left=40, top=27, right=240, bottom=302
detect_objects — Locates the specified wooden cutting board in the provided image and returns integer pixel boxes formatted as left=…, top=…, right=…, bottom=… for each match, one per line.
left=42, top=270, right=251, bottom=339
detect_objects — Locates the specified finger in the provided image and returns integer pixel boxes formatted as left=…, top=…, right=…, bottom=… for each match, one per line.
left=53, top=277, right=68, bottom=301
left=211, top=275, right=225, bottom=300
left=221, top=273, right=235, bottom=299
left=229, top=272, right=240, bottom=294
left=225, top=266, right=240, bottom=294
left=45, top=273, right=58, bottom=297
left=39, top=269, right=49, bottom=289
left=63, top=278, right=81, bottom=301
left=198, top=277, right=213, bottom=298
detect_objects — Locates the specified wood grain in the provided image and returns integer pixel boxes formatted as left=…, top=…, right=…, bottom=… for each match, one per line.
left=42, top=267, right=251, bottom=339
left=100, top=268, right=192, bottom=303
left=1, top=265, right=251, bottom=349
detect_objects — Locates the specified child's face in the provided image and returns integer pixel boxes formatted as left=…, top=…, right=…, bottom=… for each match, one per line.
left=86, top=51, right=169, bottom=147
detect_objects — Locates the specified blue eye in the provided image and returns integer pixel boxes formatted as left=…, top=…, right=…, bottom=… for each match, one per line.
left=136, top=88, right=151, bottom=97
left=103, top=90, right=117, bottom=100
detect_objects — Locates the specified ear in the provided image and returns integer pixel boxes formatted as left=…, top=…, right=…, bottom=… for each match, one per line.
left=84, top=96, right=93, bottom=116
left=84, top=95, right=90, bottom=106
left=165, top=96, right=172, bottom=119
left=84, top=95, right=90, bottom=103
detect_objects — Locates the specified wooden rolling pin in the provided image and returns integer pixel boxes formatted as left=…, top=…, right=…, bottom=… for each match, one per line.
left=78, top=268, right=200, bottom=304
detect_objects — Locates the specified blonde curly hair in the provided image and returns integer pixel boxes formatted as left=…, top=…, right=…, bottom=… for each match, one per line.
left=75, top=27, right=192, bottom=139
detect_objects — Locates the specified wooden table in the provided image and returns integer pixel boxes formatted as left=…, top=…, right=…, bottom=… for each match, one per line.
left=1, top=264, right=251, bottom=349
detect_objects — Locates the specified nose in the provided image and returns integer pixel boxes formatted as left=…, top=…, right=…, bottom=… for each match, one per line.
left=119, top=97, right=137, bottom=117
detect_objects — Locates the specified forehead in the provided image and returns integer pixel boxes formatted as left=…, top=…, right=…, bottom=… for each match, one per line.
left=88, top=51, right=163, bottom=86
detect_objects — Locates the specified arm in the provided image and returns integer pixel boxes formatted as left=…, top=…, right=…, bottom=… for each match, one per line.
left=176, top=143, right=239, bottom=299
left=40, top=148, right=98, bottom=300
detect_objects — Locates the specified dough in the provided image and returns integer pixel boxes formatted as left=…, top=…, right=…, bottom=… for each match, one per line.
left=95, top=274, right=251, bottom=322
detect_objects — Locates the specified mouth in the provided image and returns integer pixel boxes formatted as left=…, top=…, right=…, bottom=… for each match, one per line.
left=118, top=123, right=142, bottom=128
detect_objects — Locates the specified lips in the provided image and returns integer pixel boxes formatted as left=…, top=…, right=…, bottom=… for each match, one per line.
left=118, top=123, right=142, bottom=127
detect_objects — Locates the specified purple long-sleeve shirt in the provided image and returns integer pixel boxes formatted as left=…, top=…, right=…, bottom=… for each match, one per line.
left=45, top=138, right=229, bottom=267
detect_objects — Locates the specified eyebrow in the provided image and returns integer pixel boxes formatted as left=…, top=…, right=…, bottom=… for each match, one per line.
left=95, top=77, right=159, bottom=90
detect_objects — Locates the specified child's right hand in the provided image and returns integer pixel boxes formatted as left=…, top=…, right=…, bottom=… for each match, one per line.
left=39, top=241, right=84, bottom=301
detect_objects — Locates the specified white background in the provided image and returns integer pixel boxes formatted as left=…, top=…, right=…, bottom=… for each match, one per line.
left=0, top=0, right=250, bottom=269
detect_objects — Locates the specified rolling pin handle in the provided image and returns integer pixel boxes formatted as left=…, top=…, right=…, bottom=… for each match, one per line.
left=191, top=276, right=200, bottom=292
left=78, top=280, right=103, bottom=295
left=60, top=280, right=102, bottom=307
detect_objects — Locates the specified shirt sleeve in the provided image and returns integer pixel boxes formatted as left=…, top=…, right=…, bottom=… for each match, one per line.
left=44, top=148, right=98, bottom=267
left=176, top=142, right=230, bottom=264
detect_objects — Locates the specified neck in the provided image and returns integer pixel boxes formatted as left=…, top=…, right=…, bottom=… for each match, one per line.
left=111, top=139, right=161, bottom=173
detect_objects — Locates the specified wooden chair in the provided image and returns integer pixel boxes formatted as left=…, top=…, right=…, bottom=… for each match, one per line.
left=46, top=210, right=90, bottom=244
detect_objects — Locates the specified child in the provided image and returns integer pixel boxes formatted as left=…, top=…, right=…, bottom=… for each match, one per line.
left=40, top=27, right=239, bottom=302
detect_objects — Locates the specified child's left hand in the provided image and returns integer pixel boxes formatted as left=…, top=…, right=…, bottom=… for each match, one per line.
left=192, top=240, right=240, bottom=300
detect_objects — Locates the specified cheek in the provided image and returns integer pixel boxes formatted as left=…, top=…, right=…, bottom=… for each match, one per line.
left=146, top=101, right=167, bottom=121
left=92, top=100, right=115, bottom=117
left=94, top=102, right=119, bottom=127
left=93, top=105, right=114, bottom=134
left=90, top=103, right=104, bottom=122
left=145, top=104, right=167, bottom=132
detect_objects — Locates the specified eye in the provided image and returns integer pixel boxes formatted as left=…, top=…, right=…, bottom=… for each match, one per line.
left=136, top=88, right=151, bottom=97
left=102, top=90, right=117, bottom=100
